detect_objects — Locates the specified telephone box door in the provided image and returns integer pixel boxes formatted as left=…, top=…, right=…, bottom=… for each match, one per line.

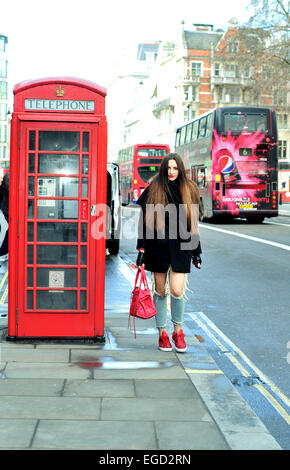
left=16, top=121, right=104, bottom=338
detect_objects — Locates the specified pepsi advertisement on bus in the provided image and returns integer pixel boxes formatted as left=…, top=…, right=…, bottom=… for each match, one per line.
left=175, top=106, right=278, bottom=223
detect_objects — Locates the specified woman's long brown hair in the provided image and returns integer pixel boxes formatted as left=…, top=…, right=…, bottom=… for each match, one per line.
left=145, top=153, right=200, bottom=232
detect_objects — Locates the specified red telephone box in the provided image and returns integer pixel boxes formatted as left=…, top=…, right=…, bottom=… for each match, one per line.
left=7, top=77, right=107, bottom=341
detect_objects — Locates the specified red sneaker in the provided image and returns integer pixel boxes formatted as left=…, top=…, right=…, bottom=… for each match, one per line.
left=158, top=331, right=172, bottom=351
left=172, top=329, right=187, bottom=353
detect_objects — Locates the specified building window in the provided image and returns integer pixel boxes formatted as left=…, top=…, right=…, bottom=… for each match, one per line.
left=190, top=62, right=202, bottom=77
left=0, top=145, right=6, bottom=159
left=274, top=89, right=287, bottom=106
left=0, top=81, right=7, bottom=99
left=183, top=105, right=195, bottom=122
left=225, top=64, right=238, bottom=78
left=277, top=114, right=288, bottom=129
left=183, top=85, right=196, bottom=102
left=0, top=60, right=7, bottom=78
left=224, top=87, right=240, bottom=104
left=0, top=124, right=7, bottom=143
left=144, top=51, right=155, bottom=62
left=278, top=140, right=287, bottom=159
left=252, top=90, right=260, bottom=105
left=262, top=66, right=272, bottom=80
left=0, top=37, right=6, bottom=53
left=228, top=40, right=239, bottom=54
left=0, top=103, right=7, bottom=121
left=214, top=63, right=220, bottom=76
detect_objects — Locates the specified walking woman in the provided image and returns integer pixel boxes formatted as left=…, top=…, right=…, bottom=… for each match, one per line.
left=136, top=153, right=202, bottom=353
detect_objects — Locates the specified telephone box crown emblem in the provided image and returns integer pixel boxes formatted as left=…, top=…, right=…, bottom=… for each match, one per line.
left=55, top=85, right=65, bottom=97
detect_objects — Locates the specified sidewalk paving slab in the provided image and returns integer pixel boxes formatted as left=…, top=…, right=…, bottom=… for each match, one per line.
left=0, top=255, right=283, bottom=450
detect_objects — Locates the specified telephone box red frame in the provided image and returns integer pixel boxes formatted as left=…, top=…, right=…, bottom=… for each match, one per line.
left=7, top=77, right=107, bottom=341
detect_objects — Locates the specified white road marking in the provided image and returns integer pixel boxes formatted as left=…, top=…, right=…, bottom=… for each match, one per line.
left=199, top=223, right=290, bottom=251
left=264, top=221, right=290, bottom=228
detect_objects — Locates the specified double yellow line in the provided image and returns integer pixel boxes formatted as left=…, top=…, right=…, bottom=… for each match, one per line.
left=189, top=312, right=290, bottom=425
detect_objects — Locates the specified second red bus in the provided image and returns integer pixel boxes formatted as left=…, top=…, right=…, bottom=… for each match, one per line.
left=118, top=143, right=170, bottom=204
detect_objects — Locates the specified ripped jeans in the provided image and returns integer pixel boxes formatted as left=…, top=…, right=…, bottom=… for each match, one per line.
left=152, top=271, right=187, bottom=329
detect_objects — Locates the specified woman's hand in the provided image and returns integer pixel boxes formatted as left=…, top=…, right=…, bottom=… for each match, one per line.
left=192, top=255, right=202, bottom=269
left=136, top=249, right=145, bottom=267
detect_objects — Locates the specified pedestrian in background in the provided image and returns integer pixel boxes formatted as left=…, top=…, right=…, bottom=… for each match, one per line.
left=136, top=154, right=202, bottom=353
left=0, top=171, right=9, bottom=260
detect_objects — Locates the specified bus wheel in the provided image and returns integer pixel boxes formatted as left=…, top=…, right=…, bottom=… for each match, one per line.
left=108, top=239, right=120, bottom=255
left=246, top=216, right=264, bottom=224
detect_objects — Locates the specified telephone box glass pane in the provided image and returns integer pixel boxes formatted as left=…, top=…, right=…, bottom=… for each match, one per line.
left=82, top=155, right=88, bottom=174
left=28, top=222, right=34, bottom=241
left=28, top=177, right=34, bottom=196
left=38, top=154, right=79, bottom=174
left=27, top=245, right=33, bottom=264
left=82, top=178, right=88, bottom=197
left=36, top=268, right=77, bottom=287
left=27, top=268, right=33, bottom=287
left=37, top=200, right=78, bottom=219
left=37, top=222, right=78, bottom=242
left=37, top=177, right=79, bottom=198
left=80, top=291, right=86, bottom=309
left=81, top=268, right=86, bottom=287
left=36, top=291, right=77, bottom=310
left=28, top=200, right=34, bottom=219
left=81, top=246, right=87, bottom=265
left=29, top=131, right=35, bottom=150
left=27, top=291, right=33, bottom=309
left=81, top=223, right=87, bottom=242
left=38, top=131, right=80, bottom=151
left=83, top=132, right=89, bottom=152
left=37, top=245, right=78, bottom=265
left=29, top=154, right=35, bottom=173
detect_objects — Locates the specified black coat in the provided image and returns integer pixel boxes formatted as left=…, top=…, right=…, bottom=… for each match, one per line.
left=136, top=180, right=202, bottom=273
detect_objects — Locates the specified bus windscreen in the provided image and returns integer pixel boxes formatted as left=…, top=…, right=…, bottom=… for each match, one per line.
left=139, top=158, right=163, bottom=165
left=137, top=166, right=159, bottom=182
left=223, top=113, right=268, bottom=133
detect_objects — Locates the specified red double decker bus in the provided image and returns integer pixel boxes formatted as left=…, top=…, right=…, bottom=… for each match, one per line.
left=118, top=143, right=170, bottom=204
left=175, top=106, right=278, bottom=223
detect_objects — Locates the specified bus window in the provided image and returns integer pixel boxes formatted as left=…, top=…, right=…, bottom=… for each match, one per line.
left=223, top=113, right=268, bottom=133
left=197, top=167, right=207, bottom=189
left=192, top=120, right=199, bottom=141
left=180, top=126, right=187, bottom=145
left=137, top=149, right=168, bottom=157
left=199, top=117, right=207, bottom=138
left=206, top=113, right=213, bottom=137
left=175, top=129, right=181, bottom=147
left=186, top=123, right=193, bottom=143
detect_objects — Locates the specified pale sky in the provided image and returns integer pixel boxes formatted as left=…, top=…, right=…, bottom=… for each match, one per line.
left=1, top=0, right=253, bottom=93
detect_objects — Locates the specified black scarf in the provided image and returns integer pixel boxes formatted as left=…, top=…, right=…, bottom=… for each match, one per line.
left=166, top=179, right=183, bottom=206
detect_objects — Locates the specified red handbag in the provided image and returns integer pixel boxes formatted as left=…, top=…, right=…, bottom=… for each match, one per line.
left=128, top=265, right=157, bottom=337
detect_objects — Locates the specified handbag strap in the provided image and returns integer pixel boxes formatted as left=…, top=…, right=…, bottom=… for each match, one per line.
left=134, top=268, right=142, bottom=288
left=132, top=265, right=149, bottom=290
left=140, top=266, right=149, bottom=289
